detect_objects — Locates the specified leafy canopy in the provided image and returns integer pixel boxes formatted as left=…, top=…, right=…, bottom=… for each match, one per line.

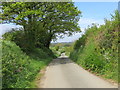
left=1, top=2, right=81, bottom=48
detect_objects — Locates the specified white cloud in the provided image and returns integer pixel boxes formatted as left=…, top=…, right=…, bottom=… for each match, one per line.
left=78, top=18, right=105, bottom=29
left=52, top=28, right=85, bottom=43
left=0, top=24, right=23, bottom=38
left=53, top=18, right=105, bottom=43
left=0, top=18, right=105, bottom=43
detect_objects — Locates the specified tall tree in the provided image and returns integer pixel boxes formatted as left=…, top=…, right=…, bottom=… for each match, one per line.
left=1, top=2, right=81, bottom=48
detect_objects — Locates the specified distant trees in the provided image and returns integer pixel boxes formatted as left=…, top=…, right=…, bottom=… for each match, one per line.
left=1, top=2, right=81, bottom=51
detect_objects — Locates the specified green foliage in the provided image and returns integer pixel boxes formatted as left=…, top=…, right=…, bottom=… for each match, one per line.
left=50, top=42, right=74, bottom=57
left=70, top=11, right=119, bottom=82
left=1, top=40, right=53, bottom=88
left=1, top=2, right=81, bottom=88
left=74, top=35, right=86, bottom=50
left=50, top=46, right=61, bottom=57
left=2, top=29, right=33, bottom=52
left=2, top=2, right=81, bottom=48
left=55, top=45, right=60, bottom=51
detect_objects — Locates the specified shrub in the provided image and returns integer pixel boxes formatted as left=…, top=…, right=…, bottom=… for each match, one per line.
left=70, top=11, right=119, bottom=82
left=1, top=40, right=53, bottom=88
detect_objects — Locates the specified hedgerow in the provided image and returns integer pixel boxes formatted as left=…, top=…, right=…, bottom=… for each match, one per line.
left=2, top=40, right=53, bottom=88
left=70, top=10, right=119, bottom=82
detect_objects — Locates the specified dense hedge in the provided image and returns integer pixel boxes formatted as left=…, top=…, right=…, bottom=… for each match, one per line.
left=1, top=40, right=53, bottom=88
left=70, top=11, right=119, bottom=82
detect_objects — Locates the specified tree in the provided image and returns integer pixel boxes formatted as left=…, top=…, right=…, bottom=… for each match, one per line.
left=1, top=2, right=81, bottom=49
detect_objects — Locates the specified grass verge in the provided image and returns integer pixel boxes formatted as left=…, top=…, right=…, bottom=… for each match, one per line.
left=2, top=40, right=54, bottom=88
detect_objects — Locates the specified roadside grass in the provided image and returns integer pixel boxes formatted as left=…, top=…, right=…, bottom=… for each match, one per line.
left=2, top=40, right=54, bottom=88
left=31, top=66, right=47, bottom=88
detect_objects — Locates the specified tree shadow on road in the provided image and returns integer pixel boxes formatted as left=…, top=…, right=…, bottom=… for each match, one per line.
left=49, top=57, right=73, bottom=66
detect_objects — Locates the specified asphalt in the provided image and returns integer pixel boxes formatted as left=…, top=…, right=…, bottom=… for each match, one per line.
left=39, top=54, right=118, bottom=88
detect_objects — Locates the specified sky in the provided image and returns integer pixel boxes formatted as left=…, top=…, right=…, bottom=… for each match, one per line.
left=55, top=2, right=118, bottom=43
left=0, top=2, right=119, bottom=42
left=0, top=24, right=22, bottom=38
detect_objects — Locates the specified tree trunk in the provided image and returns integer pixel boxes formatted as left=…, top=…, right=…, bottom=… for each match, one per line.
left=45, top=33, right=53, bottom=48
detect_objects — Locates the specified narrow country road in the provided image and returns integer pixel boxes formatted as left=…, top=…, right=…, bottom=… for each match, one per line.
left=39, top=54, right=117, bottom=88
